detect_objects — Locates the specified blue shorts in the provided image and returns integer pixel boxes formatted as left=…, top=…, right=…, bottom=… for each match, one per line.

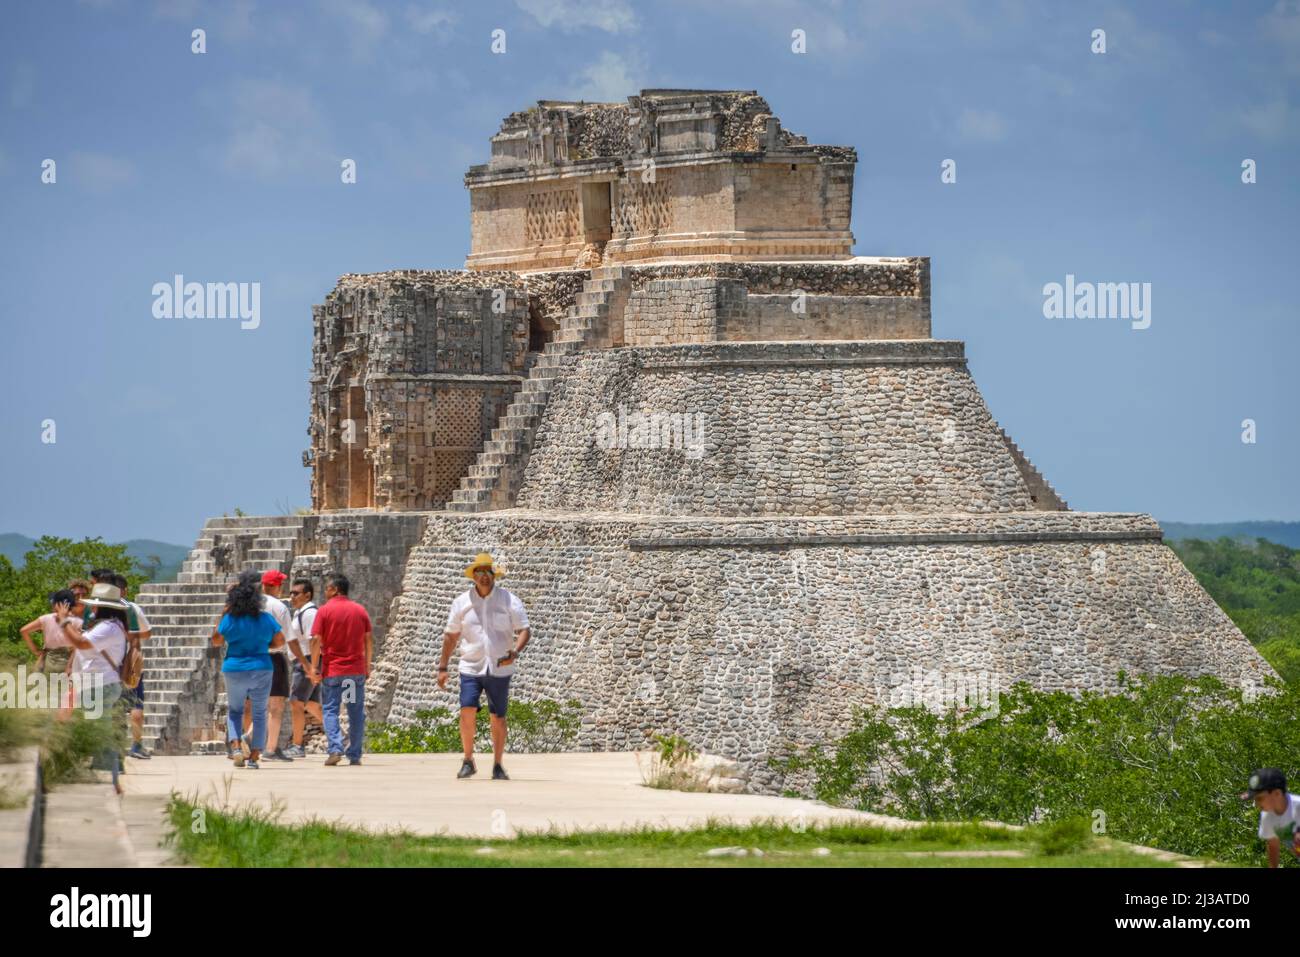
left=123, top=678, right=146, bottom=710
left=458, top=673, right=511, bottom=717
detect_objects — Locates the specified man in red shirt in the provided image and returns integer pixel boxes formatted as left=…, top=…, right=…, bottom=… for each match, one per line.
left=310, top=573, right=372, bottom=766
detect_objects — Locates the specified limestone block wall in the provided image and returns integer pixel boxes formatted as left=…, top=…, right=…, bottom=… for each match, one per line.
left=733, top=160, right=854, bottom=234
left=514, top=340, right=1037, bottom=516
left=623, top=282, right=930, bottom=344
left=731, top=293, right=928, bottom=340
left=623, top=278, right=744, bottom=345
left=293, top=512, right=429, bottom=654
left=375, top=512, right=1274, bottom=793
left=620, top=260, right=931, bottom=344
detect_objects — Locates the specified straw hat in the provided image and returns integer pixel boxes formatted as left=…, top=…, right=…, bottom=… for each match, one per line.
left=463, top=552, right=505, bottom=579
left=82, top=582, right=130, bottom=611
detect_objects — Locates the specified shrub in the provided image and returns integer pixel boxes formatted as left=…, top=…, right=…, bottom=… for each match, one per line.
left=0, top=656, right=127, bottom=787
left=778, top=674, right=1300, bottom=865
left=639, top=733, right=717, bottom=791
left=367, top=699, right=582, bottom=753
left=1035, top=817, right=1093, bottom=857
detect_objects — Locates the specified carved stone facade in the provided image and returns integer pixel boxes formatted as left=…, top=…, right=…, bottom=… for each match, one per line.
left=307, top=270, right=530, bottom=511
left=465, top=90, right=856, bottom=272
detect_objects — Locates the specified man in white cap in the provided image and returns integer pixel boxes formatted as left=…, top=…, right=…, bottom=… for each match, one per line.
left=437, top=552, right=530, bottom=781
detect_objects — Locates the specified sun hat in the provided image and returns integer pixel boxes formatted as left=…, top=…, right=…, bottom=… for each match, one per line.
left=81, top=582, right=131, bottom=611
left=463, top=552, right=505, bottom=579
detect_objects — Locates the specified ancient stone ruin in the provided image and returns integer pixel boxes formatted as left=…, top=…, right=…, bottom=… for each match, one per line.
left=136, top=90, right=1272, bottom=789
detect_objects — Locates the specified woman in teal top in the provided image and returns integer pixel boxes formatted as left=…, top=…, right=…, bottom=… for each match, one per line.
left=212, top=570, right=284, bottom=769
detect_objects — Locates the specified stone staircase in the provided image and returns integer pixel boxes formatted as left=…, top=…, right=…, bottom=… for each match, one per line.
left=995, top=423, right=1067, bottom=511
left=448, top=265, right=630, bottom=513
left=134, top=515, right=305, bottom=753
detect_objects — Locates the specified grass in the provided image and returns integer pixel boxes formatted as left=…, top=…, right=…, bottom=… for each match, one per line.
left=165, top=797, right=1190, bottom=868
left=0, top=659, right=127, bottom=789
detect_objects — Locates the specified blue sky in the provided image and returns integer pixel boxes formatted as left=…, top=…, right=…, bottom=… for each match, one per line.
left=1, top=0, right=1296, bottom=546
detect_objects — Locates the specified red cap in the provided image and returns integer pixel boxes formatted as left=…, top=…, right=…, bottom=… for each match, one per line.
left=261, top=569, right=287, bottom=587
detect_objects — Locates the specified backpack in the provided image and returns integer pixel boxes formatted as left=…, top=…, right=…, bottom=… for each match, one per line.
left=293, top=602, right=317, bottom=636
left=99, top=624, right=144, bottom=690
left=118, top=636, right=144, bottom=690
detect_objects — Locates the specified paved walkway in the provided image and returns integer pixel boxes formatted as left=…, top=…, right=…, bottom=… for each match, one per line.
left=42, top=782, right=176, bottom=867
left=120, top=752, right=914, bottom=839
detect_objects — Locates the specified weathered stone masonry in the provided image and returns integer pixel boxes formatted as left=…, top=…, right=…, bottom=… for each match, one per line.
left=136, top=90, right=1271, bottom=781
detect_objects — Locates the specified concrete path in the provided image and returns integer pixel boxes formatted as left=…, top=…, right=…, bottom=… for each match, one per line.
left=121, top=752, right=915, bottom=839
left=42, top=779, right=177, bottom=868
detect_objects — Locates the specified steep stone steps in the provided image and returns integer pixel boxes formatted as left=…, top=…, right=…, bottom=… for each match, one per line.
left=132, top=515, right=305, bottom=753
left=448, top=267, right=630, bottom=514
left=994, top=423, right=1068, bottom=511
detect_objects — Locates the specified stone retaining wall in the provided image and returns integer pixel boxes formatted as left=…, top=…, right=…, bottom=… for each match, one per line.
left=375, top=511, right=1274, bottom=794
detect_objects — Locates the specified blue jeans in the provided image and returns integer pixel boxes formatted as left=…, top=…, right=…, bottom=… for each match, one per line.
left=321, top=674, right=366, bottom=760
left=224, top=668, right=273, bottom=751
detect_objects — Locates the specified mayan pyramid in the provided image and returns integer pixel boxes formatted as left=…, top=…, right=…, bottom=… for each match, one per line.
left=136, top=92, right=1272, bottom=784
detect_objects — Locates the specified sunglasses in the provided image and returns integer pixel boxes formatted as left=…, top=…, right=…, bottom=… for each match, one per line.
left=290, top=589, right=305, bottom=595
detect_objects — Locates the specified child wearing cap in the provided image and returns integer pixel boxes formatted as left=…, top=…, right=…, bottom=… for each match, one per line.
left=1243, top=768, right=1300, bottom=868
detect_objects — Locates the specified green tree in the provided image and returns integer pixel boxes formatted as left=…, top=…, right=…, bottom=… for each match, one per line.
left=1171, top=537, right=1300, bottom=683
left=0, top=536, right=143, bottom=661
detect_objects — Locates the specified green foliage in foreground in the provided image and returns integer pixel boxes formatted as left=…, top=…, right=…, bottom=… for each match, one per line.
left=0, top=536, right=146, bottom=663
left=164, top=798, right=1176, bottom=868
left=1171, top=537, right=1300, bottom=684
left=0, top=659, right=127, bottom=788
left=778, top=674, right=1298, bottom=867
left=367, top=699, right=583, bottom=753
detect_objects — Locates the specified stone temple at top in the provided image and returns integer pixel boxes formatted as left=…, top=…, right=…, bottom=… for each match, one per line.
left=131, top=91, right=1273, bottom=789
left=464, top=89, right=856, bottom=270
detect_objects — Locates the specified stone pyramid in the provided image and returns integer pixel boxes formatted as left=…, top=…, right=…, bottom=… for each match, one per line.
left=357, top=91, right=1272, bottom=790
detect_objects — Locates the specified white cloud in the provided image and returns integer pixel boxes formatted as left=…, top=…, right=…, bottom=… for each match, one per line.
left=68, top=151, right=137, bottom=192
left=1263, top=0, right=1300, bottom=73
left=516, top=0, right=639, bottom=34
left=406, top=4, right=456, bottom=37
left=1020, top=64, right=1075, bottom=101
left=1096, top=4, right=1180, bottom=68
left=320, top=0, right=390, bottom=58
left=957, top=108, right=1008, bottom=144
left=153, top=0, right=257, bottom=40
left=1240, top=97, right=1292, bottom=141
left=215, top=79, right=334, bottom=179
left=570, top=50, right=646, bottom=102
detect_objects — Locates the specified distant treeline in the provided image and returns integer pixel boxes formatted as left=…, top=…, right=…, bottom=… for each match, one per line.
left=1170, top=537, right=1300, bottom=684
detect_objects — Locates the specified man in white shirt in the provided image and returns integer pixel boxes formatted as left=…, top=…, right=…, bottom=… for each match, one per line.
left=437, top=553, right=530, bottom=781
left=1243, top=767, right=1300, bottom=868
left=285, top=577, right=322, bottom=758
left=258, top=569, right=295, bottom=761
